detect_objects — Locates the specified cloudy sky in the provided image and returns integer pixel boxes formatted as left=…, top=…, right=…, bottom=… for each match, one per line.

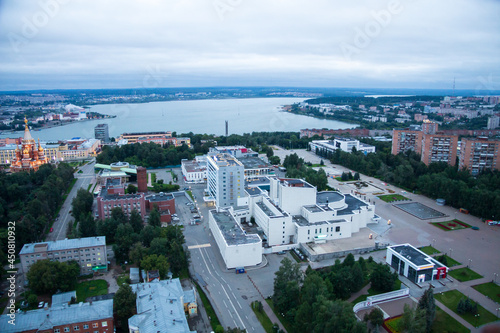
left=0, top=0, right=499, bottom=91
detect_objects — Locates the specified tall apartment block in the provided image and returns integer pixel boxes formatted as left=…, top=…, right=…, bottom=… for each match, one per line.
left=421, top=133, right=459, bottom=166
left=207, top=153, right=244, bottom=207
left=391, top=129, right=423, bottom=155
left=20, top=237, right=107, bottom=274
left=94, top=123, right=109, bottom=143
left=459, top=137, right=500, bottom=175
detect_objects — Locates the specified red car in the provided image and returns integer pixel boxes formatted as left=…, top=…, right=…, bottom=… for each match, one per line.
left=50, top=228, right=54, bottom=232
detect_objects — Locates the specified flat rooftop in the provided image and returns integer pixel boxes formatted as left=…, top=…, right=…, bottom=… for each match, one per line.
left=20, top=237, right=106, bottom=255
left=390, top=244, right=444, bottom=268
left=211, top=210, right=260, bottom=246
left=182, top=159, right=206, bottom=172
left=245, top=187, right=262, bottom=196
left=303, top=205, right=324, bottom=213
left=145, top=193, right=174, bottom=202
left=256, top=201, right=276, bottom=217
left=316, top=191, right=344, bottom=205
left=238, top=156, right=271, bottom=170
left=208, top=153, right=243, bottom=168
left=337, top=194, right=368, bottom=215
left=280, top=178, right=313, bottom=188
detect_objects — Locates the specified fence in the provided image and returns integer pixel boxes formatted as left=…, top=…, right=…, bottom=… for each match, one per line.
left=353, top=288, right=410, bottom=313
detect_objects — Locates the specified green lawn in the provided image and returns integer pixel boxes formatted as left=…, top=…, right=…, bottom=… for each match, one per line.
left=435, top=290, right=497, bottom=327
left=377, top=194, right=409, bottom=202
left=420, top=246, right=440, bottom=255
left=432, top=306, right=470, bottom=333
left=251, top=302, right=275, bottom=333
left=116, top=273, right=129, bottom=286
left=76, top=279, right=108, bottom=301
left=449, top=267, right=483, bottom=282
left=435, top=254, right=462, bottom=267
left=472, top=282, right=500, bottom=304
left=194, top=281, right=221, bottom=330
left=186, top=190, right=194, bottom=201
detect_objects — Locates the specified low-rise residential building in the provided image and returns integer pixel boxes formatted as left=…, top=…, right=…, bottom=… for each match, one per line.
left=129, top=279, right=197, bottom=333
left=309, top=138, right=376, bottom=155
left=0, top=299, right=113, bottom=333
left=20, top=237, right=107, bottom=275
left=181, top=157, right=207, bottom=183
left=386, top=244, right=448, bottom=283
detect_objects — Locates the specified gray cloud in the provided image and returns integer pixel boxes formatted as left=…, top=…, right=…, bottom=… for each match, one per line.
left=0, top=0, right=499, bottom=90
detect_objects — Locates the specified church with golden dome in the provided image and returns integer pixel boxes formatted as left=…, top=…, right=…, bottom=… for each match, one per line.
left=10, top=118, right=49, bottom=173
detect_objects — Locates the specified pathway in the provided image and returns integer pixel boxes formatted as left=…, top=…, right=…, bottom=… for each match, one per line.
left=348, top=283, right=372, bottom=303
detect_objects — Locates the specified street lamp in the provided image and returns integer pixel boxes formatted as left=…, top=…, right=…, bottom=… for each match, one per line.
left=449, top=248, right=453, bottom=257
left=432, top=239, right=436, bottom=248
left=468, top=259, right=472, bottom=268
left=475, top=314, right=480, bottom=328
left=494, top=273, right=498, bottom=284
left=496, top=308, right=499, bottom=318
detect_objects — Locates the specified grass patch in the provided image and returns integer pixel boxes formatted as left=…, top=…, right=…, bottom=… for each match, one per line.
left=432, top=305, right=470, bottom=333
left=383, top=316, right=402, bottom=333
left=150, top=172, right=157, bottom=184
left=186, top=190, right=194, bottom=201
left=449, top=267, right=483, bottom=282
left=76, top=279, right=108, bottom=302
left=266, top=299, right=294, bottom=333
left=251, top=302, right=275, bottom=333
left=472, top=282, right=500, bottom=304
left=87, top=183, right=92, bottom=191
left=435, top=254, right=462, bottom=267
left=431, top=220, right=471, bottom=231
left=194, top=281, right=221, bottom=330
left=419, top=246, right=440, bottom=255
left=377, top=194, right=409, bottom=202
left=435, top=290, right=497, bottom=327
left=116, top=273, right=130, bottom=286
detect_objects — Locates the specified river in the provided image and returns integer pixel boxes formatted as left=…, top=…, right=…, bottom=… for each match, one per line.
left=2, top=98, right=355, bottom=140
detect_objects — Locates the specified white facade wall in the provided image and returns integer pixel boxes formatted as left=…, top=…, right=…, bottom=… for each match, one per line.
left=208, top=211, right=262, bottom=269
left=277, top=184, right=316, bottom=215
left=295, top=220, right=352, bottom=243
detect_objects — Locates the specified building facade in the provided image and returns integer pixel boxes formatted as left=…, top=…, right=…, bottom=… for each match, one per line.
left=309, top=138, right=376, bottom=155
left=96, top=178, right=146, bottom=220
left=20, top=237, right=107, bottom=275
left=206, top=153, right=245, bottom=207
left=459, top=137, right=500, bottom=175
left=421, top=133, right=458, bottom=166
left=119, top=131, right=172, bottom=144
left=181, top=157, right=207, bottom=183
left=0, top=299, right=114, bottom=333
left=386, top=244, right=448, bottom=283
left=145, top=193, right=176, bottom=223
left=94, top=124, right=109, bottom=143
left=391, top=129, right=424, bottom=155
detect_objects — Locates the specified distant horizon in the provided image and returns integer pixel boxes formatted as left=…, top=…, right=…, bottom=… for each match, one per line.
left=1, top=85, right=499, bottom=96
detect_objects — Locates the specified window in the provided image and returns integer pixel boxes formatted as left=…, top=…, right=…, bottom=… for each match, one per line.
left=93, top=323, right=98, bottom=328
left=55, top=329, right=60, bottom=333
left=74, top=325, right=80, bottom=330
left=83, top=324, right=89, bottom=329
left=336, top=226, right=340, bottom=232
left=64, top=327, right=70, bottom=332
left=102, top=321, right=108, bottom=327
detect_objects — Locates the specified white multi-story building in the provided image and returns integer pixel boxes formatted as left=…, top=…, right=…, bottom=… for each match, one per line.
left=20, top=237, right=107, bottom=275
left=206, top=153, right=245, bottom=207
left=309, top=138, right=376, bottom=156
left=181, top=156, right=207, bottom=183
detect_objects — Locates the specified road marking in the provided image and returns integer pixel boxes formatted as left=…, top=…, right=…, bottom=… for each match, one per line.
left=187, top=243, right=211, bottom=249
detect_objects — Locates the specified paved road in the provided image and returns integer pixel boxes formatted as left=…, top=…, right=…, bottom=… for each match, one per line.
left=46, top=160, right=96, bottom=241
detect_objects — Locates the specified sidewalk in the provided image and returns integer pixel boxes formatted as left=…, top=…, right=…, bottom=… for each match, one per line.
left=435, top=299, right=477, bottom=332
left=348, top=283, right=371, bottom=303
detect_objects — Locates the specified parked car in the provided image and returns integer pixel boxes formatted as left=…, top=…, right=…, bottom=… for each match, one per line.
left=50, top=228, right=54, bottom=232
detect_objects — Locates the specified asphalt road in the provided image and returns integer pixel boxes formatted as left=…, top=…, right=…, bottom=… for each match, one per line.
left=46, top=160, right=97, bottom=241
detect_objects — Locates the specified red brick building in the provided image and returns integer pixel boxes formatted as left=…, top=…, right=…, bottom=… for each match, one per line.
left=146, top=192, right=176, bottom=223
left=0, top=299, right=113, bottom=333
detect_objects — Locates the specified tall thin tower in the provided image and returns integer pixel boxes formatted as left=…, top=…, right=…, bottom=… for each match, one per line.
left=225, top=120, right=228, bottom=136
left=452, top=77, right=456, bottom=97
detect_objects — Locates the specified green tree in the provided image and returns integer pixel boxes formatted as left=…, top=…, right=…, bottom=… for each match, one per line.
left=273, top=257, right=303, bottom=315
left=149, top=237, right=169, bottom=256
left=27, top=260, right=79, bottom=294
left=148, top=206, right=161, bottom=227
left=113, top=223, right=138, bottom=263
left=114, top=283, right=137, bottom=331
left=78, top=213, right=96, bottom=237
left=370, top=264, right=398, bottom=292
left=399, top=304, right=426, bottom=333
left=129, top=209, right=144, bottom=233
left=269, top=155, right=280, bottom=165
left=129, top=242, right=148, bottom=266
left=111, top=207, right=128, bottom=224
left=364, top=307, right=384, bottom=329
left=27, top=294, right=38, bottom=308
left=313, top=298, right=367, bottom=333
left=418, top=286, right=436, bottom=333
left=141, top=254, right=170, bottom=279
left=127, top=184, right=138, bottom=194
left=140, top=225, right=161, bottom=247
left=71, top=188, right=94, bottom=220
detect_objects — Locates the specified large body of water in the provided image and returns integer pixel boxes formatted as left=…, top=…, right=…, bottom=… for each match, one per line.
left=2, top=98, right=355, bottom=141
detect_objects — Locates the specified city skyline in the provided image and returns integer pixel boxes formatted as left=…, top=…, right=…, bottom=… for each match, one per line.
left=1, top=0, right=499, bottom=91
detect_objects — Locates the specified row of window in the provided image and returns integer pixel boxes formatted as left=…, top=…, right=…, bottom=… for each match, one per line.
left=54, top=321, right=108, bottom=332
left=307, top=226, right=341, bottom=235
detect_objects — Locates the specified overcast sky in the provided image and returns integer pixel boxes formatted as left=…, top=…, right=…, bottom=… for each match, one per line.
left=0, top=0, right=499, bottom=91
